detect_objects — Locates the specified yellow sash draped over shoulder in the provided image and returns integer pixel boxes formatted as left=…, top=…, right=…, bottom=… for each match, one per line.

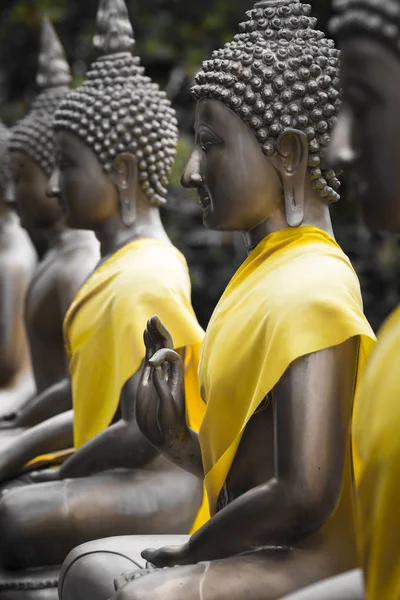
left=198, top=226, right=376, bottom=515
left=352, top=305, right=400, bottom=600
left=64, top=238, right=206, bottom=449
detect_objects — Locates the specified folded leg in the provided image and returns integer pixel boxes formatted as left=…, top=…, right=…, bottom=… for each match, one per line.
left=280, top=569, right=365, bottom=600
left=0, top=466, right=200, bottom=570
left=61, top=543, right=354, bottom=600
left=59, top=535, right=190, bottom=600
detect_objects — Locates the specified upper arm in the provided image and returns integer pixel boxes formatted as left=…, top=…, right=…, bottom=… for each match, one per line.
left=0, top=262, right=30, bottom=381
left=57, top=254, right=97, bottom=319
left=273, top=336, right=359, bottom=519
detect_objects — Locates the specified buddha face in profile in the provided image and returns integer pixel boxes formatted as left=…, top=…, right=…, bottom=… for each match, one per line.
left=50, top=131, right=120, bottom=230
left=9, top=150, right=62, bottom=230
left=0, top=123, right=12, bottom=211
left=181, top=99, right=283, bottom=231
left=329, top=2, right=400, bottom=232
left=182, top=0, right=341, bottom=233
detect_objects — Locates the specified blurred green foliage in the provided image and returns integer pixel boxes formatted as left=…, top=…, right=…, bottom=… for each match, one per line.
left=0, top=0, right=399, bottom=330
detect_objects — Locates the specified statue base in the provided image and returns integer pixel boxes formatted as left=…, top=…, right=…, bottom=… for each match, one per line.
left=0, top=567, right=59, bottom=600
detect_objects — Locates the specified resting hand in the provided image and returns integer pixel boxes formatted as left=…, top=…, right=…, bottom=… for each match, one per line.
left=141, top=542, right=192, bottom=567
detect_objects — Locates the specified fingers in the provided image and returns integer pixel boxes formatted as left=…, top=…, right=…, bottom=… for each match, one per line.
left=149, top=348, right=180, bottom=368
left=141, top=548, right=156, bottom=564
left=149, top=315, right=174, bottom=350
left=141, top=544, right=189, bottom=568
left=153, top=367, right=177, bottom=429
left=150, top=349, right=185, bottom=418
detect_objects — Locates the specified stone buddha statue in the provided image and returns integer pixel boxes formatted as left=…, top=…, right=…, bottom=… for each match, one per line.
left=0, top=18, right=100, bottom=430
left=0, top=122, right=37, bottom=422
left=57, top=2, right=377, bottom=600
left=0, top=0, right=206, bottom=590
left=280, top=1, right=400, bottom=599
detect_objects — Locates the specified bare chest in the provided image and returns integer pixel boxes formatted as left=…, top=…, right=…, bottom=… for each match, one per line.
left=25, top=259, right=64, bottom=342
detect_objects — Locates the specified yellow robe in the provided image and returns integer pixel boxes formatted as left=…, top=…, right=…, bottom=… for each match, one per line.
left=198, top=226, right=376, bottom=515
left=64, top=237, right=209, bottom=529
left=353, top=305, right=400, bottom=600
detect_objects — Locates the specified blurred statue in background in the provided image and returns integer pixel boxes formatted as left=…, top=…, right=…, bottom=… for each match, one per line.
left=58, top=1, right=377, bottom=599
left=281, top=0, right=400, bottom=599
left=0, top=0, right=206, bottom=591
left=2, top=18, right=99, bottom=430
left=0, top=123, right=37, bottom=423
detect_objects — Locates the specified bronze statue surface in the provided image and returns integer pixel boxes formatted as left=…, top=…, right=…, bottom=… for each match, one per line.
left=1, top=17, right=100, bottom=430
left=59, top=2, right=375, bottom=599
left=0, top=123, right=37, bottom=426
left=0, top=0, right=204, bottom=578
left=281, top=0, right=400, bottom=598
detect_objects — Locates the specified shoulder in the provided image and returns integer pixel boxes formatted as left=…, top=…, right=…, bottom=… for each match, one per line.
left=60, top=232, right=99, bottom=269
left=114, top=241, right=190, bottom=297
left=263, top=243, right=362, bottom=307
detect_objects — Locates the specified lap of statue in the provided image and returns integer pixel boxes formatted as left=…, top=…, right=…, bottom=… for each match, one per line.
left=0, top=429, right=25, bottom=454
left=279, top=569, right=365, bottom=600
left=0, top=462, right=201, bottom=571
left=60, top=538, right=359, bottom=600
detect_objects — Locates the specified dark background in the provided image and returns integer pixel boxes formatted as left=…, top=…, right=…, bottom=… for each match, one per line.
left=0, top=0, right=398, bottom=331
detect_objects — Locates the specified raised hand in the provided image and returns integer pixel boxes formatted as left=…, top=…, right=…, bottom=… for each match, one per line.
left=136, top=315, right=202, bottom=477
left=136, top=315, right=186, bottom=448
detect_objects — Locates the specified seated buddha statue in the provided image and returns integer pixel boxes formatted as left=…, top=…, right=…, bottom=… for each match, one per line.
left=0, top=17, right=100, bottom=432
left=57, top=2, right=378, bottom=600
left=0, top=122, right=37, bottom=422
left=0, top=0, right=206, bottom=587
left=280, top=1, right=400, bottom=599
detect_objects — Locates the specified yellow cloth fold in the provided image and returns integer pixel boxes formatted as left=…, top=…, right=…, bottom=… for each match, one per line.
left=352, top=305, right=400, bottom=600
left=64, top=238, right=210, bottom=530
left=198, top=226, right=376, bottom=515
left=64, top=238, right=205, bottom=449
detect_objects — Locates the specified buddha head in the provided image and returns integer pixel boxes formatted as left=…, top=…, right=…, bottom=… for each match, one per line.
left=51, top=0, right=178, bottom=231
left=181, top=0, right=341, bottom=232
left=328, top=0, right=400, bottom=232
left=9, top=18, right=70, bottom=230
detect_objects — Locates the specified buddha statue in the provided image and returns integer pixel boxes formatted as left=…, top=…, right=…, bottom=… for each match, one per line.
left=0, top=122, right=37, bottom=423
left=0, top=0, right=206, bottom=591
left=0, top=17, right=100, bottom=431
left=56, top=2, right=378, bottom=600
left=280, top=0, right=400, bottom=599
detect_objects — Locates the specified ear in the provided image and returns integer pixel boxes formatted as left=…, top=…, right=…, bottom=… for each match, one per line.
left=110, top=153, right=137, bottom=226
left=276, top=129, right=308, bottom=228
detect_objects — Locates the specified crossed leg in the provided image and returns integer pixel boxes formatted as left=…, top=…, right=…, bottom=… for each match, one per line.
left=60, top=538, right=353, bottom=600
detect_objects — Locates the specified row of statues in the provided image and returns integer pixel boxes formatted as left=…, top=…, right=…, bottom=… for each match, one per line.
left=0, top=0, right=397, bottom=598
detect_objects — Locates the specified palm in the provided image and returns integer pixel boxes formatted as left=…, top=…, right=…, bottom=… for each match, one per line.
left=136, top=316, right=186, bottom=451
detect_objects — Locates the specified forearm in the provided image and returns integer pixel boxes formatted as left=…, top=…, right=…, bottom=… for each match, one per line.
left=185, top=478, right=320, bottom=563
left=0, top=410, right=73, bottom=483
left=14, top=378, right=72, bottom=427
left=59, top=419, right=158, bottom=479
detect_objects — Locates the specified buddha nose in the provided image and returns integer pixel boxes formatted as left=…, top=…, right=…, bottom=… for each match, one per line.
left=46, top=167, right=61, bottom=198
left=327, top=108, right=358, bottom=173
left=181, top=150, right=202, bottom=189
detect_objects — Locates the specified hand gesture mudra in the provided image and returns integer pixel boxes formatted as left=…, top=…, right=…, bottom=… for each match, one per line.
left=136, top=315, right=188, bottom=458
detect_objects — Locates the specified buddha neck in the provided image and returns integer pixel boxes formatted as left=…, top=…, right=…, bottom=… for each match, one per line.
left=42, top=220, right=68, bottom=249
left=95, top=203, right=170, bottom=259
left=243, top=188, right=334, bottom=254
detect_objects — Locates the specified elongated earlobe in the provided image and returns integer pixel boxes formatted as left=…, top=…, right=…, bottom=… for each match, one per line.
left=112, top=153, right=137, bottom=226
left=277, top=129, right=309, bottom=228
